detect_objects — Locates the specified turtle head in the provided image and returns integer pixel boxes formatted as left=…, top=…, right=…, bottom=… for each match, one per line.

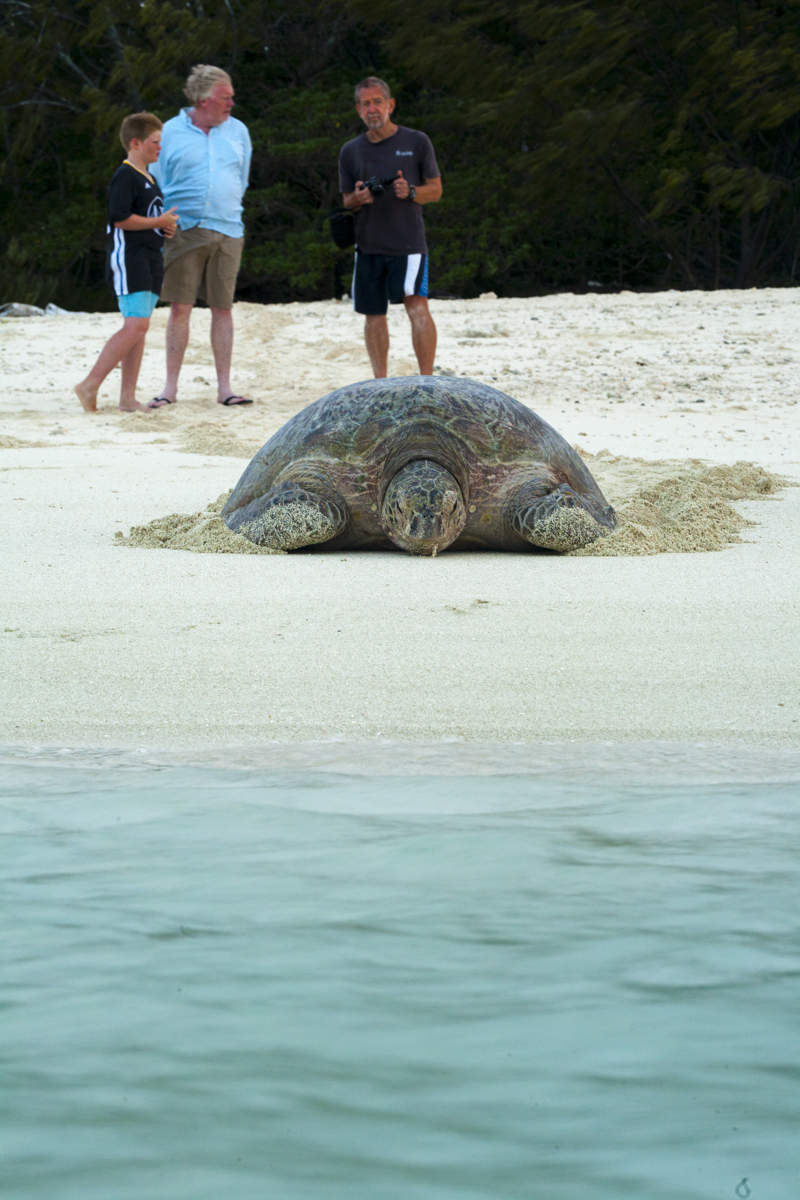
left=381, top=459, right=467, bottom=556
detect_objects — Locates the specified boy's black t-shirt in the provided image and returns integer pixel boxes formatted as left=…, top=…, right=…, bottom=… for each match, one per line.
left=338, top=126, right=440, bottom=256
left=105, top=162, right=165, bottom=296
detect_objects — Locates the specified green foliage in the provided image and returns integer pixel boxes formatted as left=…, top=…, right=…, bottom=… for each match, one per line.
left=350, top=0, right=800, bottom=289
left=2, top=0, right=800, bottom=305
left=238, top=76, right=365, bottom=300
left=0, top=0, right=238, bottom=307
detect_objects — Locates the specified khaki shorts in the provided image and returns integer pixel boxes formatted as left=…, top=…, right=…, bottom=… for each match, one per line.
left=161, top=227, right=244, bottom=309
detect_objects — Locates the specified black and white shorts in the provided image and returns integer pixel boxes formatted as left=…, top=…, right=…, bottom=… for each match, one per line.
left=351, top=251, right=429, bottom=315
left=107, top=238, right=164, bottom=299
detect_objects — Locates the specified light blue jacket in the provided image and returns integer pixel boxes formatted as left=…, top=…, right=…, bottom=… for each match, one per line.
left=153, top=109, right=252, bottom=239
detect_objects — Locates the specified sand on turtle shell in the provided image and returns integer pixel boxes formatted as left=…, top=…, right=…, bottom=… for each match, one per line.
left=114, top=457, right=790, bottom=558
left=115, top=493, right=284, bottom=555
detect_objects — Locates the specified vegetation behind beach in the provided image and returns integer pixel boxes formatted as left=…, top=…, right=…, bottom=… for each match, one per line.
left=2, top=0, right=800, bottom=308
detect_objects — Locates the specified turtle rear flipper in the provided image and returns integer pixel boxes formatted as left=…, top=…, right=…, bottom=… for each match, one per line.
left=224, top=481, right=348, bottom=551
left=508, top=482, right=616, bottom=552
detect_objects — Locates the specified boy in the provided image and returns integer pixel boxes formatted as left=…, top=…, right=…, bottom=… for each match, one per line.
left=75, top=112, right=178, bottom=413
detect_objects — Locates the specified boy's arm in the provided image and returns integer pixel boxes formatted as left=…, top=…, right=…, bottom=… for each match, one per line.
left=107, top=170, right=177, bottom=234
left=115, top=208, right=179, bottom=234
left=108, top=169, right=136, bottom=227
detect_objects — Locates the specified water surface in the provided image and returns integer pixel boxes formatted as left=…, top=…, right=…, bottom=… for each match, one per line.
left=2, top=756, right=799, bottom=1199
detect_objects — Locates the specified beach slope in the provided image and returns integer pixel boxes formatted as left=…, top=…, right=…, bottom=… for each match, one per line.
left=1, top=288, right=798, bottom=749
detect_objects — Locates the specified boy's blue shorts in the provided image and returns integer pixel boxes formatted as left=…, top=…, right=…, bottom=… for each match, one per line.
left=118, top=291, right=160, bottom=318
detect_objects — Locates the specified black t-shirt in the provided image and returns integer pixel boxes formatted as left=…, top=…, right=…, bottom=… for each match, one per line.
left=105, top=162, right=165, bottom=295
left=107, top=162, right=164, bottom=250
left=338, top=126, right=440, bottom=256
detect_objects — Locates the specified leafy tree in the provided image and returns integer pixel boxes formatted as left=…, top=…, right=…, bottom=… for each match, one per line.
left=0, top=0, right=238, bottom=305
left=350, top=0, right=800, bottom=289
left=0, top=0, right=373, bottom=305
left=233, top=6, right=380, bottom=302
left=3, top=0, right=800, bottom=305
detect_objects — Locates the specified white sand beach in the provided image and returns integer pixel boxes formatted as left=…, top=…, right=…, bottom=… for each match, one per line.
left=1, top=287, right=798, bottom=751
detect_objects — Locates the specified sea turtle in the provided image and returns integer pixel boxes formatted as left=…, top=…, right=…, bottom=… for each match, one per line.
left=222, top=376, right=616, bottom=555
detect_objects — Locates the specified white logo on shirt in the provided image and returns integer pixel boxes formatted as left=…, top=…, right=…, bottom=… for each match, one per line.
left=396, top=151, right=413, bottom=155
left=147, top=195, right=164, bottom=236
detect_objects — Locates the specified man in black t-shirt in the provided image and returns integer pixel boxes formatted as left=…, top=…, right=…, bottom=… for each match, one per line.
left=339, top=77, right=442, bottom=378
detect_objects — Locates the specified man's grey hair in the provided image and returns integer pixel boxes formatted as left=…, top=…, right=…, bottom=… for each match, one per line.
left=354, top=76, right=392, bottom=102
left=185, top=64, right=232, bottom=104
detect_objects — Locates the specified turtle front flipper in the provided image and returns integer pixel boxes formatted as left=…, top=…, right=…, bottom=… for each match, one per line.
left=224, top=481, right=348, bottom=551
left=507, top=481, right=616, bottom=552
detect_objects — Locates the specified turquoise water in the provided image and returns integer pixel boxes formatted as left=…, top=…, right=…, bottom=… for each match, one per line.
left=2, top=759, right=799, bottom=1199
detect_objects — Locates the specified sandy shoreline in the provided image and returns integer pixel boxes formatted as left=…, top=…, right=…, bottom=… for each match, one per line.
left=2, top=287, right=799, bottom=752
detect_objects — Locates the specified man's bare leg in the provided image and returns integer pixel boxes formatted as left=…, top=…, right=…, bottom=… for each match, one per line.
left=119, top=334, right=151, bottom=412
left=75, top=317, right=151, bottom=413
left=210, top=306, right=235, bottom=402
left=152, top=302, right=193, bottom=405
left=365, top=313, right=390, bottom=378
left=404, top=295, right=436, bottom=376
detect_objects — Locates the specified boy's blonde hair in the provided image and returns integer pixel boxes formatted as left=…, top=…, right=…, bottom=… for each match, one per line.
left=119, top=111, right=163, bottom=151
left=184, top=64, right=232, bottom=104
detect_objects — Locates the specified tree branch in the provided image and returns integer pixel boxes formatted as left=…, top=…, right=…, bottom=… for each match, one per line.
left=598, top=154, right=699, bottom=286
left=106, top=17, right=143, bottom=108
left=0, top=97, right=80, bottom=111
left=55, top=47, right=95, bottom=90
left=222, top=0, right=238, bottom=69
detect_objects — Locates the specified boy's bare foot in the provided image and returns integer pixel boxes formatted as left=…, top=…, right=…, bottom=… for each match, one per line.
left=75, top=380, right=98, bottom=413
left=118, top=401, right=154, bottom=414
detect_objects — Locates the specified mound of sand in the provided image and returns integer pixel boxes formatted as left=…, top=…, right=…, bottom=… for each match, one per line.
left=114, top=458, right=789, bottom=558
left=574, top=456, right=788, bottom=556
left=115, top=493, right=283, bottom=555
left=0, top=434, right=47, bottom=449
left=180, top=425, right=263, bottom=459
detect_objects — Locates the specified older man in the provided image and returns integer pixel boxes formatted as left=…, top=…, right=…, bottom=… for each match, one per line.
left=150, top=64, right=253, bottom=407
left=339, top=76, right=442, bottom=378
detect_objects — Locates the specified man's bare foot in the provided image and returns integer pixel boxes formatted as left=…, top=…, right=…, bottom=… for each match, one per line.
left=75, top=380, right=98, bottom=413
left=118, top=401, right=154, bottom=414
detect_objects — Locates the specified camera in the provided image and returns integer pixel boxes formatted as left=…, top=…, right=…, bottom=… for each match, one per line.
left=362, top=175, right=397, bottom=196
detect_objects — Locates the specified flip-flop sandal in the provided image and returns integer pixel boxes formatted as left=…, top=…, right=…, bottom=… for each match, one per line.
left=220, top=395, right=254, bottom=406
left=148, top=396, right=176, bottom=408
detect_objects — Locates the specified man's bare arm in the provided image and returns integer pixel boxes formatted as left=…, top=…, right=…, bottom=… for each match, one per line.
left=343, top=175, right=443, bottom=210
left=342, top=182, right=373, bottom=211
left=393, top=172, right=442, bottom=203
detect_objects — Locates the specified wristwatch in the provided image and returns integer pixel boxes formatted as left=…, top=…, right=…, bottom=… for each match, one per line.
left=407, top=185, right=417, bottom=202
